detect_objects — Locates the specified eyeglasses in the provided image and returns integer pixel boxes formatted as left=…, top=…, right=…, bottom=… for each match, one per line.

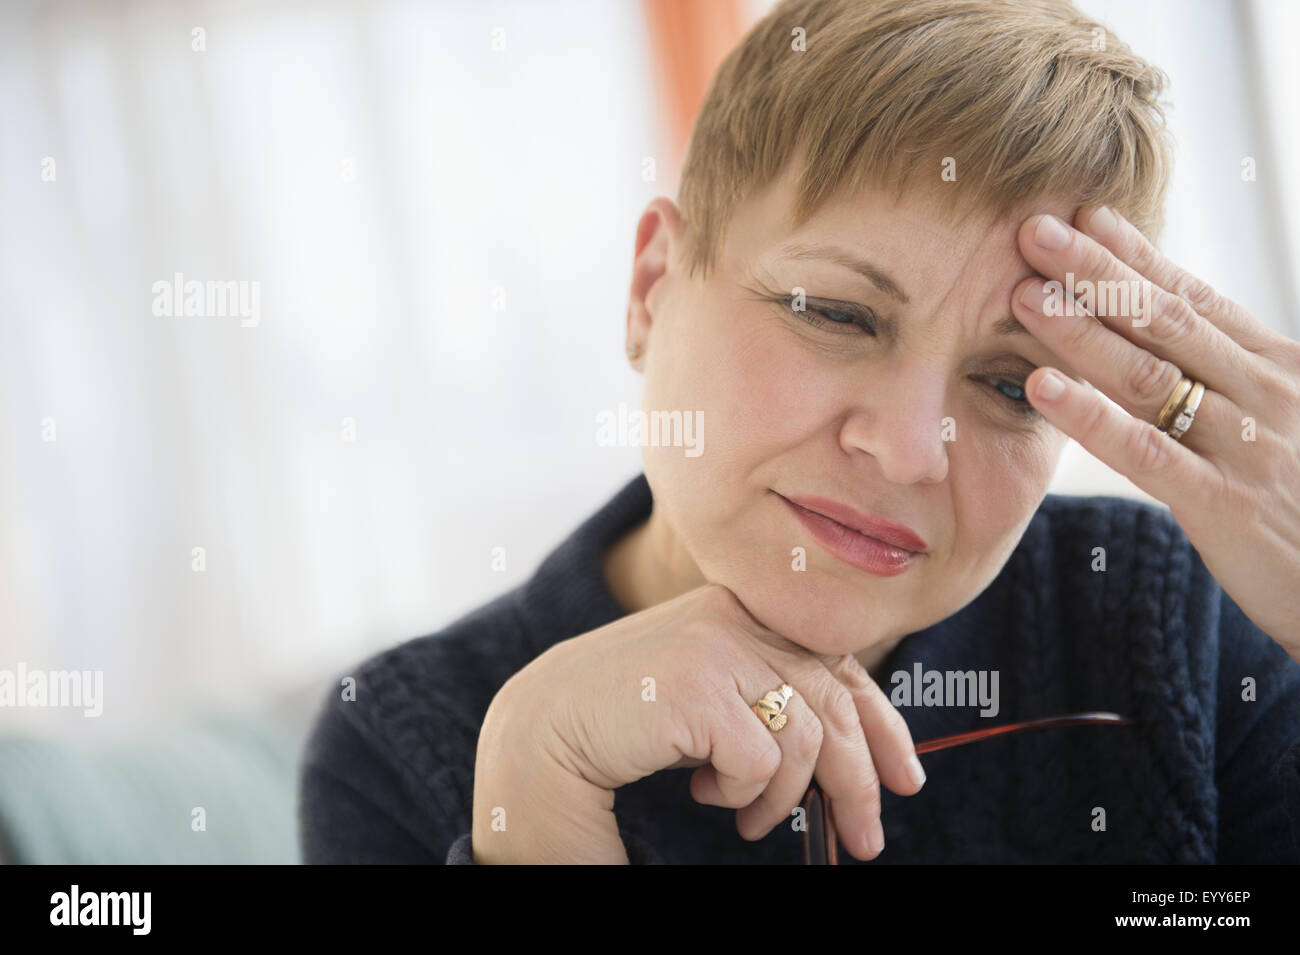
left=799, top=711, right=1132, bottom=864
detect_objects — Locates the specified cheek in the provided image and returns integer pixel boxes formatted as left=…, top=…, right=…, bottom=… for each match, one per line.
left=638, top=302, right=764, bottom=534
left=953, top=425, right=1061, bottom=554
left=719, top=328, right=831, bottom=442
left=649, top=302, right=825, bottom=468
left=985, top=426, right=1058, bottom=490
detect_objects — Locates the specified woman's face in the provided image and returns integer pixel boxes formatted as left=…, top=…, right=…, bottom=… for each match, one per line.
left=631, top=159, right=1080, bottom=660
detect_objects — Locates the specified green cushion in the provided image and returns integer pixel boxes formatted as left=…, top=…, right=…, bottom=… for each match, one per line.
left=0, top=714, right=300, bottom=864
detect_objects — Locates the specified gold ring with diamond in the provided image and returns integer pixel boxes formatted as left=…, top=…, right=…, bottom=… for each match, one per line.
left=1157, top=377, right=1205, bottom=441
left=752, top=683, right=795, bottom=733
left=1165, top=381, right=1205, bottom=441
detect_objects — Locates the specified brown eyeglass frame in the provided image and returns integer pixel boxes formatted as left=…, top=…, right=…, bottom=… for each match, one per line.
left=799, top=711, right=1132, bottom=864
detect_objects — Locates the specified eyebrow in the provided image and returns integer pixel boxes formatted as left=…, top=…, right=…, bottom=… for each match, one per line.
left=991, top=314, right=1031, bottom=337
left=777, top=241, right=1032, bottom=338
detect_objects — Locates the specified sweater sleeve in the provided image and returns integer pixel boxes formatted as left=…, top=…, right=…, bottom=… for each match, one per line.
left=297, top=676, right=475, bottom=865
left=297, top=607, right=671, bottom=864
left=296, top=657, right=664, bottom=865
left=1213, top=592, right=1300, bottom=863
left=446, top=833, right=474, bottom=864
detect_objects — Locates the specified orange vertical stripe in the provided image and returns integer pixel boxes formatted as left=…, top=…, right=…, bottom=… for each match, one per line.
left=641, top=0, right=747, bottom=169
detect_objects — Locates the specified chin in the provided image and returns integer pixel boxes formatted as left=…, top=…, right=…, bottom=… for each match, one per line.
left=728, top=564, right=910, bottom=658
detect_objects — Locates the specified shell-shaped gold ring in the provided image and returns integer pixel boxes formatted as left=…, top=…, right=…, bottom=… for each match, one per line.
left=752, top=683, right=795, bottom=733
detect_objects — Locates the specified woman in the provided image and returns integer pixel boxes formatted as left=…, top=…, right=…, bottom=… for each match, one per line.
left=298, top=0, right=1300, bottom=864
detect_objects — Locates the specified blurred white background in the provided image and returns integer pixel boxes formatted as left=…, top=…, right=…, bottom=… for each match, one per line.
left=1, top=0, right=1296, bottom=743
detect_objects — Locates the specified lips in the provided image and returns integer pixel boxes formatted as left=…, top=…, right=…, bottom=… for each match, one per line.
left=774, top=491, right=927, bottom=578
left=781, top=493, right=929, bottom=553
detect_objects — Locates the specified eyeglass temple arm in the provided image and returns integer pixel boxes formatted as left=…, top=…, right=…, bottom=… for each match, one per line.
left=803, top=712, right=1132, bottom=864
left=912, top=711, right=1131, bottom=755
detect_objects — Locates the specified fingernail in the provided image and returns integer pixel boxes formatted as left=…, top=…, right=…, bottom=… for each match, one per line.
left=907, top=754, right=927, bottom=788
left=1034, top=214, right=1070, bottom=251
left=1020, top=280, right=1045, bottom=311
left=1036, top=370, right=1066, bottom=401
left=868, top=818, right=885, bottom=855
left=1087, top=205, right=1118, bottom=239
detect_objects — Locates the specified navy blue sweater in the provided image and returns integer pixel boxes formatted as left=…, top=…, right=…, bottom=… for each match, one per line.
left=297, top=472, right=1300, bottom=863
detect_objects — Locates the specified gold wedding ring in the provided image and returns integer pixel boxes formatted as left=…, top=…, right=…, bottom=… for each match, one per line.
left=1155, top=377, right=1192, bottom=430
left=1156, top=376, right=1206, bottom=441
left=752, top=683, right=795, bottom=733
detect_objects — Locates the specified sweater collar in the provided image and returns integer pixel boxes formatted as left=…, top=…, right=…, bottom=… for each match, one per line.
left=517, top=472, right=651, bottom=654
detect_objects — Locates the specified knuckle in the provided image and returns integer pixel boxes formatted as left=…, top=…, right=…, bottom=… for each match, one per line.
left=719, top=712, right=782, bottom=784
left=795, top=717, right=824, bottom=763
left=881, top=701, right=911, bottom=739
left=1269, top=380, right=1300, bottom=428
left=1280, top=338, right=1300, bottom=374
left=837, top=652, right=873, bottom=685
left=1074, top=390, right=1112, bottom=447
left=670, top=676, right=720, bottom=750
left=1257, top=363, right=1300, bottom=408
left=820, top=683, right=860, bottom=738
left=1128, top=419, right=1175, bottom=474
left=1282, top=377, right=1300, bottom=417
left=1062, top=311, right=1101, bottom=352
left=1126, top=230, right=1161, bottom=275
left=1125, top=351, right=1180, bottom=405
left=1151, top=292, right=1199, bottom=347
left=749, top=737, right=783, bottom=781
left=1080, top=244, right=1114, bottom=282
left=1169, top=270, right=1220, bottom=314
left=858, top=772, right=883, bottom=815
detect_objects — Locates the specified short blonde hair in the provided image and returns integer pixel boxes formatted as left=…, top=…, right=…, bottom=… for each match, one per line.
left=677, top=0, right=1174, bottom=279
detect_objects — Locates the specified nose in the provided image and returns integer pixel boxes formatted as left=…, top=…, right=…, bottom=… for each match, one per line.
left=838, top=358, right=950, bottom=485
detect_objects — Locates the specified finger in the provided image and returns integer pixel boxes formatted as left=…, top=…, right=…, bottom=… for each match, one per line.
left=823, top=652, right=927, bottom=799
left=1014, top=276, right=1246, bottom=460
left=774, top=658, right=886, bottom=860
left=689, top=689, right=782, bottom=810
left=1024, top=364, right=1226, bottom=510
left=1073, top=205, right=1287, bottom=359
left=1018, top=213, right=1261, bottom=402
left=732, top=690, right=822, bottom=845
left=740, top=642, right=910, bottom=859
left=689, top=763, right=749, bottom=807
left=729, top=607, right=891, bottom=858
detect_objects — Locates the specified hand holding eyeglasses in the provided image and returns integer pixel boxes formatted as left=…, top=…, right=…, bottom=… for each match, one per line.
left=472, top=582, right=924, bottom=863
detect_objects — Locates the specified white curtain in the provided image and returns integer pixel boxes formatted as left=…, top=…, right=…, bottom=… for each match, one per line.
left=0, top=0, right=656, bottom=739
left=2, top=0, right=1295, bottom=740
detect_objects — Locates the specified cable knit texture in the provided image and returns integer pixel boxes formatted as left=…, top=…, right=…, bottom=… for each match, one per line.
left=297, top=472, right=1300, bottom=864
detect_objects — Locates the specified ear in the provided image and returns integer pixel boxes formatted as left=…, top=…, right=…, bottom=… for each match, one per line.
left=625, top=197, right=685, bottom=370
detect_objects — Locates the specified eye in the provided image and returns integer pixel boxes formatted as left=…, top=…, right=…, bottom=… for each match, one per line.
left=980, top=375, right=1040, bottom=419
left=775, top=294, right=877, bottom=335
left=994, top=378, right=1026, bottom=402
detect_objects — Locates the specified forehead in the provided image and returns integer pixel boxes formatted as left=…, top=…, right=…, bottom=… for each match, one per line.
left=729, top=164, right=1076, bottom=293
left=714, top=163, right=1085, bottom=376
